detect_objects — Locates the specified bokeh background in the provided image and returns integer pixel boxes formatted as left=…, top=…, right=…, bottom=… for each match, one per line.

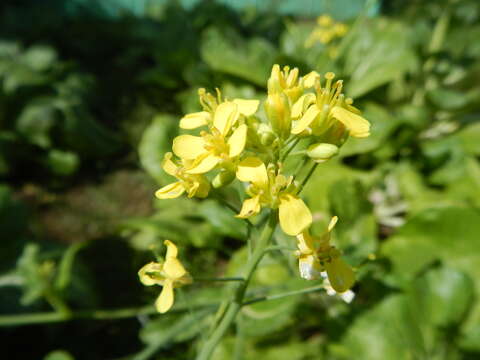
left=1, top=0, right=480, bottom=359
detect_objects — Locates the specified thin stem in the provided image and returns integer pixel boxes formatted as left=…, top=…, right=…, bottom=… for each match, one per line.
left=196, top=211, right=277, bottom=360
left=194, top=277, right=245, bottom=282
left=242, top=285, right=325, bottom=306
left=297, top=162, right=319, bottom=195
left=280, top=137, right=300, bottom=162
left=0, top=303, right=217, bottom=327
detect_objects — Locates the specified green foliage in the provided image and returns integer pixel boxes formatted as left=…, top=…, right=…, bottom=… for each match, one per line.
left=1, top=0, right=480, bottom=359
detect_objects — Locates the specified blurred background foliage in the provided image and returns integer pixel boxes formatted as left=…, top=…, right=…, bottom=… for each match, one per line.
left=1, top=0, right=480, bottom=359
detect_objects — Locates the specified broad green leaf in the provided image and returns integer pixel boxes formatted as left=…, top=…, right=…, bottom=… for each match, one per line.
left=43, top=350, right=75, bottom=360
left=344, top=18, right=418, bottom=98
left=198, top=200, right=247, bottom=240
left=16, top=101, right=58, bottom=148
left=201, top=27, right=277, bottom=86
left=46, top=150, right=80, bottom=176
left=138, top=114, right=177, bottom=184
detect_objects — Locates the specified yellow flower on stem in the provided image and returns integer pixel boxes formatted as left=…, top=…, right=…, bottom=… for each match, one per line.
left=291, top=72, right=370, bottom=140
left=138, top=240, right=192, bottom=313
left=179, top=88, right=259, bottom=130
left=155, top=152, right=210, bottom=199
left=173, top=101, right=255, bottom=175
left=235, top=157, right=312, bottom=236
left=295, top=216, right=355, bottom=293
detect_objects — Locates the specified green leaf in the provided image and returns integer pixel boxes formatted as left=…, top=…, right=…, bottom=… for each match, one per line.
left=16, top=101, right=58, bottom=148
left=201, top=27, right=277, bottom=86
left=198, top=200, right=247, bottom=240
left=22, top=45, right=57, bottom=72
left=138, top=114, right=177, bottom=184
left=46, top=149, right=80, bottom=176
left=43, top=350, right=75, bottom=360
left=344, top=18, right=418, bottom=98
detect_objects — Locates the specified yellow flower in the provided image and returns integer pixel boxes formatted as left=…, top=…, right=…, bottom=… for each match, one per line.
left=173, top=101, right=255, bottom=174
left=138, top=240, right=192, bottom=313
left=295, top=217, right=355, bottom=293
left=179, top=88, right=259, bottom=130
left=291, top=72, right=370, bottom=139
left=235, top=157, right=312, bottom=236
left=155, top=152, right=210, bottom=199
left=305, top=15, right=348, bottom=48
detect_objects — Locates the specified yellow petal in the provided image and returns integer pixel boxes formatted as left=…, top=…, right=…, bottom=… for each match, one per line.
left=164, top=257, right=187, bottom=279
left=279, top=194, right=312, bottom=235
left=164, top=239, right=178, bottom=259
left=179, top=111, right=210, bottom=129
left=236, top=157, right=268, bottom=188
left=185, top=153, right=219, bottom=174
left=296, top=230, right=315, bottom=254
left=236, top=195, right=261, bottom=219
left=325, top=257, right=355, bottom=293
left=162, top=152, right=178, bottom=176
left=291, top=93, right=316, bottom=118
left=213, top=102, right=239, bottom=136
left=138, top=262, right=164, bottom=286
left=228, top=124, right=247, bottom=157
left=155, top=182, right=185, bottom=199
left=233, top=99, right=259, bottom=116
left=156, top=279, right=174, bottom=313
left=172, top=135, right=207, bottom=159
left=331, top=107, right=370, bottom=138
left=303, top=71, right=320, bottom=88
left=328, top=216, right=338, bottom=232
left=291, top=105, right=320, bottom=134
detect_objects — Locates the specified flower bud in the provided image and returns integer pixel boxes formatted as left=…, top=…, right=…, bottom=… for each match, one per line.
left=212, top=169, right=235, bottom=188
left=267, top=64, right=283, bottom=94
left=265, top=92, right=291, bottom=139
left=307, top=143, right=338, bottom=162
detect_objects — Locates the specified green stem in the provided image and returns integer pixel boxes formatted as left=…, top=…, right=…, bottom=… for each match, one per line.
left=243, top=285, right=324, bottom=306
left=280, top=137, right=300, bottom=162
left=0, top=303, right=217, bottom=327
left=195, top=277, right=245, bottom=282
left=196, top=211, right=277, bottom=360
left=297, top=162, right=319, bottom=195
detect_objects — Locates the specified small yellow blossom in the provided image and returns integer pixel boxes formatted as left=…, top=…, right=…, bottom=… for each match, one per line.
left=236, top=157, right=312, bottom=236
left=138, top=240, right=192, bottom=313
left=295, top=217, right=355, bottom=293
left=173, top=100, right=257, bottom=174
left=291, top=72, right=370, bottom=140
left=155, top=152, right=210, bottom=199
left=305, top=15, right=348, bottom=48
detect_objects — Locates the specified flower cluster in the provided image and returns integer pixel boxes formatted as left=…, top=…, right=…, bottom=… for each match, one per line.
left=305, top=15, right=348, bottom=48
left=140, top=64, right=370, bottom=312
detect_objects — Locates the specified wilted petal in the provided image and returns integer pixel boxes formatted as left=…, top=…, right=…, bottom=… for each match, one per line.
left=155, top=182, right=185, bottom=199
left=236, top=157, right=268, bottom=188
left=331, top=107, right=370, bottom=138
left=228, top=124, right=247, bottom=157
left=156, top=279, right=174, bottom=313
left=236, top=195, right=261, bottom=219
left=172, top=135, right=207, bottom=159
left=291, top=105, right=320, bottom=134
left=185, top=153, right=219, bottom=174
left=279, top=194, right=312, bottom=235
left=325, top=257, right=355, bottom=293
left=179, top=111, right=210, bottom=129
left=213, top=102, right=239, bottom=136
left=233, top=99, right=259, bottom=116
left=298, top=255, right=321, bottom=280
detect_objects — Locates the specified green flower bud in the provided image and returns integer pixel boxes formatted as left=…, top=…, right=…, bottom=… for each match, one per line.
left=212, top=169, right=235, bottom=188
left=306, top=143, right=338, bottom=162
left=265, top=92, right=291, bottom=139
